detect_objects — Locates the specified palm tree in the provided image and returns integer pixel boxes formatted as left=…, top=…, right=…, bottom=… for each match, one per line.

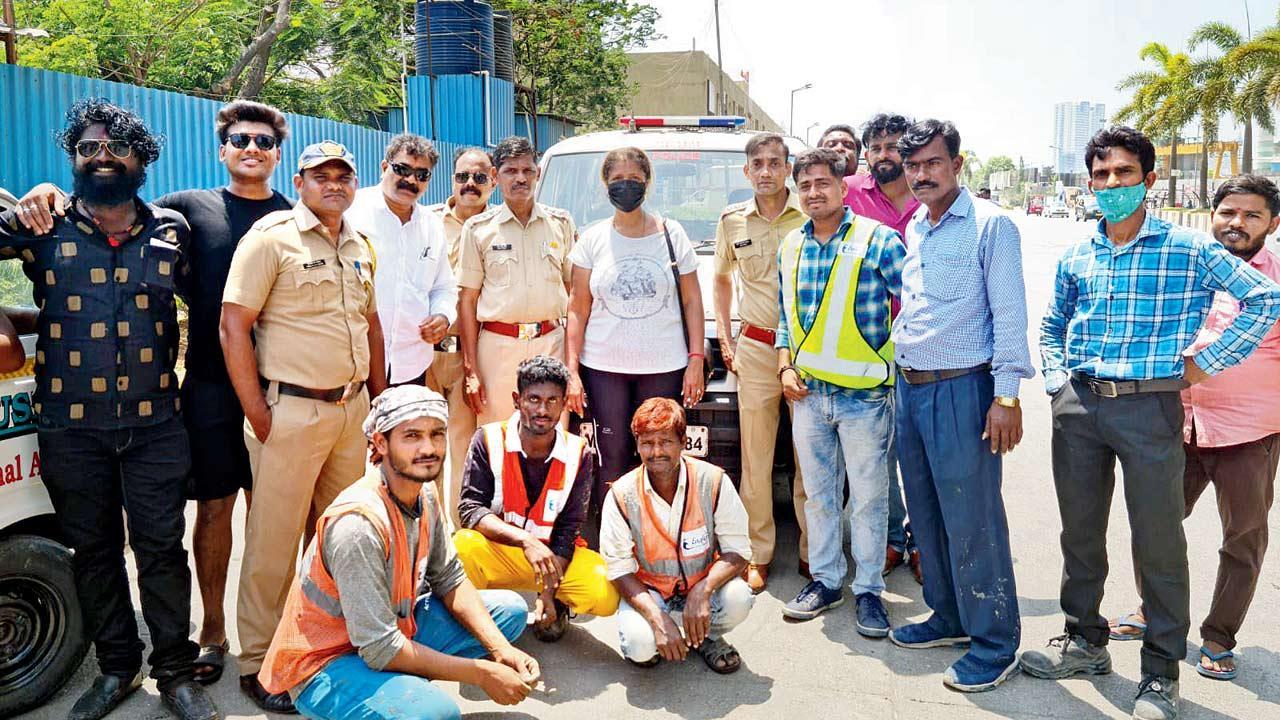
left=1116, top=42, right=1198, bottom=207
left=1225, top=11, right=1280, bottom=174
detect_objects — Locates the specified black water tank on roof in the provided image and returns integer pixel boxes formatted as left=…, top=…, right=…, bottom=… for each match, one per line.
left=493, top=10, right=515, bottom=83
left=414, top=0, right=495, bottom=77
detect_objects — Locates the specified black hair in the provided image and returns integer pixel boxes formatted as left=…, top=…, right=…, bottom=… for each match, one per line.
left=58, top=98, right=163, bottom=166
left=1084, top=125, right=1156, bottom=176
left=791, top=148, right=845, bottom=182
left=516, top=355, right=569, bottom=395
left=1214, top=174, right=1280, bottom=216
left=745, top=133, right=789, bottom=158
left=492, top=135, right=537, bottom=169
left=216, top=100, right=289, bottom=144
left=453, top=146, right=493, bottom=166
left=860, top=113, right=913, bottom=147
left=384, top=133, right=439, bottom=165
left=896, top=118, right=961, bottom=160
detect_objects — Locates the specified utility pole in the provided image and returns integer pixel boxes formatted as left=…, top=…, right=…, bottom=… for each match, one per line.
left=713, top=0, right=723, bottom=114
left=3, top=0, right=17, bottom=65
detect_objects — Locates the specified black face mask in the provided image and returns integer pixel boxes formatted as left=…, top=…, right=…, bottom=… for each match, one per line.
left=607, top=179, right=646, bottom=212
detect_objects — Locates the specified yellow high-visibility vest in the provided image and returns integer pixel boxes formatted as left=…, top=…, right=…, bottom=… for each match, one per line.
left=779, top=218, right=894, bottom=389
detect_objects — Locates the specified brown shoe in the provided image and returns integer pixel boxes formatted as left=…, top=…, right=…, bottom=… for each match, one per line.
left=884, top=546, right=905, bottom=577
left=798, top=559, right=811, bottom=580
left=908, top=549, right=923, bottom=585
left=743, top=563, right=769, bottom=593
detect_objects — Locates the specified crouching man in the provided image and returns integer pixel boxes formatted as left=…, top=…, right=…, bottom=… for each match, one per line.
left=258, top=386, right=540, bottom=720
left=601, top=398, right=756, bottom=674
left=454, top=356, right=620, bottom=641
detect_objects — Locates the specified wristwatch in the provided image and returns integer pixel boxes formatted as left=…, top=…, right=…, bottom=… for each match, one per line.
left=994, top=396, right=1020, bottom=408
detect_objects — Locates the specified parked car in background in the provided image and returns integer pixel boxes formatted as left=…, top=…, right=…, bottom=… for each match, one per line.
left=1045, top=199, right=1071, bottom=218
left=1075, top=195, right=1102, bottom=221
left=1027, top=197, right=1044, bottom=215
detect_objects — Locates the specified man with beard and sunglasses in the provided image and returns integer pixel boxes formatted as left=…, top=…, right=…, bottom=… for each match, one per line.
left=1101, top=175, right=1280, bottom=686
left=426, top=147, right=495, bottom=529
left=454, top=355, right=617, bottom=643
left=222, top=141, right=387, bottom=713
left=13, top=102, right=294, bottom=688
left=347, top=134, right=458, bottom=391
left=0, top=99, right=220, bottom=720
left=846, top=113, right=924, bottom=586
left=458, top=136, right=576, bottom=425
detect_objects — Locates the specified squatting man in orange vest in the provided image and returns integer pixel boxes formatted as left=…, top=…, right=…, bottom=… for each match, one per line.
left=454, top=355, right=620, bottom=641
left=601, top=397, right=756, bottom=673
left=258, top=385, right=540, bottom=720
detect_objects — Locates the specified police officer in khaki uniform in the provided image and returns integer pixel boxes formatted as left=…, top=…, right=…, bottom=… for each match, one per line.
left=426, top=146, right=495, bottom=528
left=712, top=133, right=809, bottom=594
left=458, top=136, right=575, bottom=425
left=220, top=141, right=387, bottom=713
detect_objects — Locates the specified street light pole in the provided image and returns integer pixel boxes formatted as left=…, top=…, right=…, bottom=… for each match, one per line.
left=805, top=122, right=820, bottom=146
left=713, top=0, right=724, bottom=114
left=2, top=0, right=16, bottom=65
left=789, top=82, right=812, bottom=136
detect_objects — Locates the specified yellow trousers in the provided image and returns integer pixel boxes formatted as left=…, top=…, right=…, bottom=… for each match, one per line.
left=453, top=529, right=620, bottom=617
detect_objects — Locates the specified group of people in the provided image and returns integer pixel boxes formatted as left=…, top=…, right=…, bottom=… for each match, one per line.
left=2, top=95, right=1278, bottom=720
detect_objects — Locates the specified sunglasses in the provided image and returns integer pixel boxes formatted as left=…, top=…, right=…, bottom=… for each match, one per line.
left=391, top=162, right=432, bottom=183
left=75, top=139, right=132, bottom=160
left=226, top=133, right=278, bottom=151
left=453, top=171, right=491, bottom=185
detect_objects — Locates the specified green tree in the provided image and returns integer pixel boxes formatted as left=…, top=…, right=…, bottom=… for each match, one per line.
left=1225, top=9, right=1280, bottom=174
left=976, top=155, right=1015, bottom=190
left=1116, top=42, right=1198, bottom=207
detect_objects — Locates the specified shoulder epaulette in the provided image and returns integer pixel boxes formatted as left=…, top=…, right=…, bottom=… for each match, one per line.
left=249, top=209, right=295, bottom=232
left=720, top=200, right=750, bottom=218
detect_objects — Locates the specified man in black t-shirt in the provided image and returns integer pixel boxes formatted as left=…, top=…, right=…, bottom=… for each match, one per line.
left=15, top=101, right=295, bottom=703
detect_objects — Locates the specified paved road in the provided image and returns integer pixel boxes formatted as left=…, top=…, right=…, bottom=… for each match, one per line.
left=23, top=214, right=1280, bottom=719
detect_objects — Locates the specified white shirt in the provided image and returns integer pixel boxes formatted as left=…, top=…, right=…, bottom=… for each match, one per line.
left=347, top=186, right=458, bottom=383
left=568, top=217, right=699, bottom=374
left=600, top=461, right=752, bottom=581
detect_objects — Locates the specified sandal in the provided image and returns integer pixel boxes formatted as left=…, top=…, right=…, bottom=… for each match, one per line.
left=1107, top=612, right=1146, bottom=641
left=1196, top=645, right=1238, bottom=681
left=694, top=636, right=741, bottom=675
left=193, top=639, right=229, bottom=685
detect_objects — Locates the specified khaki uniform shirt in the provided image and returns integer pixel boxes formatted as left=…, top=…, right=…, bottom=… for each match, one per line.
left=223, top=202, right=377, bottom=388
left=426, top=196, right=471, bottom=271
left=713, top=190, right=806, bottom=330
left=458, top=202, right=576, bottom=323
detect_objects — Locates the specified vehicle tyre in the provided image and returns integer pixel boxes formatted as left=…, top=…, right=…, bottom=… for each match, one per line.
left=0, top=534, right=88, bottom=718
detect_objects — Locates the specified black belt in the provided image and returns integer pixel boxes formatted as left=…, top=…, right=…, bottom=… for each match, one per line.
left=1072, top=373, right=1188, bottom=398
left=899, top=363, right=990, bottom=386
left=260, top=377, right=364, bottom=404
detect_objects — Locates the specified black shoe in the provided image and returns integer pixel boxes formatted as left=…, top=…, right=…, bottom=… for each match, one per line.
left=68, top=672, right=143, bottom=720
left=160, top=680, right=221, bottom=720
left=239, top=673, right=297, bottom=714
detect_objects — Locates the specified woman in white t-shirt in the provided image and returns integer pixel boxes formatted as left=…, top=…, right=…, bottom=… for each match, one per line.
left=565, top=147, right=706, bottom=491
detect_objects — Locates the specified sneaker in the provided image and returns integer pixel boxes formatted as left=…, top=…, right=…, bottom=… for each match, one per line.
left=781, top=580, right=844, bottom=620
left=890, top=618, right=970, bottom=649
left=855, top=593, right=890, bottom=638
left=943, top=653, right=1020, bottom=692
left=1133, top=675, right=1178, bottom=720
left=1019, top=634, right=1112, bottom=679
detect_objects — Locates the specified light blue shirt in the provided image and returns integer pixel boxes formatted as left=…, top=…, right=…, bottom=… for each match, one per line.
left=891, top=188, right=1034, bottom=398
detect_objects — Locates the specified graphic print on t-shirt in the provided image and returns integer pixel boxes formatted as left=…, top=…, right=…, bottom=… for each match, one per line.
left=598, top=255, right=671, bottom=320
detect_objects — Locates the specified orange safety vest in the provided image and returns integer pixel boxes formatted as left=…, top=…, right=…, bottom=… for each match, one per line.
left=259, top=470, right=434, bottom=695
left=612, top=457, right=723, bottom=599
left=483, top=417, right=588, bottom=543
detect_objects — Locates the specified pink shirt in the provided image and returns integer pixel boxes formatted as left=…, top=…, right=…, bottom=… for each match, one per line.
left=844, top=172, right=920, bottom=240
left=1183, top=246, right=1280, bottom=447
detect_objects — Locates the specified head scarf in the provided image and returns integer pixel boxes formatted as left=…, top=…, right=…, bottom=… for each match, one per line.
left=362, top=385, right=449, bottom=440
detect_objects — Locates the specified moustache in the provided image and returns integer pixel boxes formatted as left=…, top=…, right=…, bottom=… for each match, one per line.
left=89, top=161, right=126, bottom=173
left=396, top=180, right=419, bottom=193
left=461, top=186, right=481, bottom=196
left=912, top=182, right=937, bottom=191
left=413, top=454, right=443, bottom=464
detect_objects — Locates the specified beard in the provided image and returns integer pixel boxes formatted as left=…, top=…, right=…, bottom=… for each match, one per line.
left=73, top=163, right=146, bottom=206
left=871, top=162, right=903, bottom=185
left=387, top=448, right=443, bottom=485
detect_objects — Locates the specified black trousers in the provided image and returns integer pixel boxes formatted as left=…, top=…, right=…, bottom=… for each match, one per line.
left=38, top=415, right=198, bottom=685
left=1050, top=379, right=1190, bottom=679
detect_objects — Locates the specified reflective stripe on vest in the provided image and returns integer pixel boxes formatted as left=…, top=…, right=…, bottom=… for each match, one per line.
left=780, top=218, right=895, bottom=389
left=259, top=472, right=435, bottom=695
left=614, top=458, right=722, bottom=599
left=483, top=419, right=586, bottom=542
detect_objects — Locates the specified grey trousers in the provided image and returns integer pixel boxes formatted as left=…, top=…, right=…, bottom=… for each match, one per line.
left=1050, top=378, right=1190, bottom=679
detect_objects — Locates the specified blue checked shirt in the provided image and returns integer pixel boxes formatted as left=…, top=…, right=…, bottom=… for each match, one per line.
left=1040, top=213, right=1280, bottom=394
left=892, top=188, right=1034, bottom=398
left=775, top=207, right=906, bottom=391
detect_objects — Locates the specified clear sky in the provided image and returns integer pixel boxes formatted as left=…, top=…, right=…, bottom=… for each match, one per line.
left=637, top=0, right=1265, bottom=166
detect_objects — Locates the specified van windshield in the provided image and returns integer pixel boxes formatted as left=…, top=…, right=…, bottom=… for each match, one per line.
left=538, top=150, right=753, bottom=253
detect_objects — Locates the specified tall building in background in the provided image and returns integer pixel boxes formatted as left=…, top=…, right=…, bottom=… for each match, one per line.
left=625, top=51, right=783, bottom=133
left=1053, top=101, right=1107, bottom=176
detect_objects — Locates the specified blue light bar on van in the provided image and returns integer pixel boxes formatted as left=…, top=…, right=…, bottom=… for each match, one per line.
left=619, top=116, right=748, bottom=128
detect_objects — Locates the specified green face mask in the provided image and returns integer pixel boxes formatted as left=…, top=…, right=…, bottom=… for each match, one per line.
left=1093, top=182, right=1147, bottom=224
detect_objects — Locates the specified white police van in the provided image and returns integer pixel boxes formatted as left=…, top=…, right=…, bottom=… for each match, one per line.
left=537, top=116, right=807, bottom=488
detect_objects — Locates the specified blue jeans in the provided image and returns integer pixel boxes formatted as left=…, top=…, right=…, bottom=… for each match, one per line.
left=886, top=446, right=916, bottom=552
left=895, top=370, right=1020, bottom=667
left=792, top=381, right=891, bottom=596
left=294, top=590, right=527, bottom=720
left=615, top=578, right=756, bottom=662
